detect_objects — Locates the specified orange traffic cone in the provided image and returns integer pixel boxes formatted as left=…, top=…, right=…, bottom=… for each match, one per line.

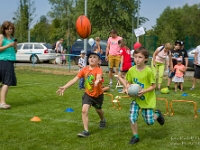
left=30, top=116, right=41, bottom=122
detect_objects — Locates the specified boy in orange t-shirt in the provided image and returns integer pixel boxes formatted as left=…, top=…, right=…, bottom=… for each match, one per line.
left=57, top=52, right=106, bottom=137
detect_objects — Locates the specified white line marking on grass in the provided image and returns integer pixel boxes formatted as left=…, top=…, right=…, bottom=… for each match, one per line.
left=0, top=112, right=97, bottom=125
left=16, top=83, right=43, bottom=87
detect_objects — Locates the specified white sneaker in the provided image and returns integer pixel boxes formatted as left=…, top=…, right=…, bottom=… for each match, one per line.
left=108, top=82, right=112, bottom=87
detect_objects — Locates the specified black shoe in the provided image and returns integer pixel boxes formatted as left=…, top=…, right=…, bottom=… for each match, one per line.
left=155, top=109, right=165, bottom=125
left=77, top=130, right=90, bottom=137
left=99, top=119, right=106, bottom=129
left=129, top=136, right=139, bottom=144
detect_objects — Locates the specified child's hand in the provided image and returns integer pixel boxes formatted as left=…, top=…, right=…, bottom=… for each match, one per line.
left=94, top=80, right=99, bottom=86
left=125, top=88, right=128, bottom=95
left=153, top=61, right=156, bottom=67
left=137, top=88, right=144, bottom=97
left=56, top=87, right=66, bottom=96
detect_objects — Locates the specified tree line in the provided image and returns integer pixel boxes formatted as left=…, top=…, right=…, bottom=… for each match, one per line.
left=1, top=0, right=200, bottom=50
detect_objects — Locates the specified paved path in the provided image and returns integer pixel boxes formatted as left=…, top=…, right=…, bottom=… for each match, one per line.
left=16, top=63, right=194, bottom=77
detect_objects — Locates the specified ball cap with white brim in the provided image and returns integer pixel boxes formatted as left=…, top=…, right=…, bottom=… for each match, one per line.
left=87, top=52, right=101, bottom=59
left=177, top=58, right=182, bottom=62
left=81, top=50, right=86, bottom=54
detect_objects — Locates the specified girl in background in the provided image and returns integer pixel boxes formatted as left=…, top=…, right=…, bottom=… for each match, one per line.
left=118, top=39, right=132, bottom=93
left=172, top=58, right=185, bottom=92
left=93, top=37, right=103, bottom=66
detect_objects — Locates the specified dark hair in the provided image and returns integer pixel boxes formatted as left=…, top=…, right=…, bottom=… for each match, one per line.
left=118, top=39, right=125, bottom=47
left=1, top=21, right=15, bottom=37
left=134, top=47, right=149, bottom=63
left=110, top=29, right=117, bottom=34
left=174, top=40, right=181, bottom=46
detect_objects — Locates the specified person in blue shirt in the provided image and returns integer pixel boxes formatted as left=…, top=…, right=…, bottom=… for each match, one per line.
left=0, top=21, right=17, bottom=109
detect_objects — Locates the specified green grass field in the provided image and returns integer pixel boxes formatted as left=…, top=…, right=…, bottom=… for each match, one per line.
left=0, top=66, right=200, bottom=150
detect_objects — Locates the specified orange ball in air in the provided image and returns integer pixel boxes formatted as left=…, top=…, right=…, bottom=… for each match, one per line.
left=76, top=15, right=92, bottom=39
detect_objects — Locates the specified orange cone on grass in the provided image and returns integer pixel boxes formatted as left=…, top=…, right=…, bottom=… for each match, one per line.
left=30, top=116, right=41, bottom=122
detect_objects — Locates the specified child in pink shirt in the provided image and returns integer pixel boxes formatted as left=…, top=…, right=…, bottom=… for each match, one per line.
left=172, top=58, right=185, bottom=92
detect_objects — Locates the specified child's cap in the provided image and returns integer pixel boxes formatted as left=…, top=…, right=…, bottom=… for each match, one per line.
left=81, top=50, right=86, bottom=54
left=87, top=52, right=101, bottom=59
left=177, top=58, right=182, bottom=62
left=180, top=41, right=185, bottom=46
left=175, top=40, right=181, bottom=45
left=133, top=42, right=142, bottom=50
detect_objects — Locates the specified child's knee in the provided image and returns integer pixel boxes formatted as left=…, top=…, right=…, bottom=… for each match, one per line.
left=129, top=117, right=137, bottom=124
left=82, top=109, right=88, bottom=115
left=145, top=119, right=155, bottom=125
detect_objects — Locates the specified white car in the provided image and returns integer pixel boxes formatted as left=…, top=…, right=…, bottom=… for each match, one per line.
left=16, top=42, right=56, bottom=63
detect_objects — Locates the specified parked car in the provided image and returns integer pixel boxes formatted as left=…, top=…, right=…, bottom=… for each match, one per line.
left=70, top=39, right=108, bottom=65
left=16, top=42, right=56, bottom=63
left=187, top=47, right=195, bottom=68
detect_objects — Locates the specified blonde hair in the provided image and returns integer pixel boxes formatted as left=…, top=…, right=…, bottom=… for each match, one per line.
left=165, top=42, right=172, bottom=50
left=95, top=37, right=100, bottom=41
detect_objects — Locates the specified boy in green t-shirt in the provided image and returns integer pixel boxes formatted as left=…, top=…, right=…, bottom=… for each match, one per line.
left=125, top=47, right=165, bottom=145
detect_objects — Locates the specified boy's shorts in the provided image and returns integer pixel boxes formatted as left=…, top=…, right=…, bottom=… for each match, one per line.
left=108, top=55, right=121, bottom=69
left=129, top=100, right=155, bottom=125
left=82, top=92, right=104, bottom=109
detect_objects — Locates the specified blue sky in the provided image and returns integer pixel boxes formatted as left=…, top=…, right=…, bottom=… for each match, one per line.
left=0, top=0, right=200, bottom=30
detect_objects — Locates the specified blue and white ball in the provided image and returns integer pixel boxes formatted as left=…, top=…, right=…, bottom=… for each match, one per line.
left=128, top=84, right=141, bottom=97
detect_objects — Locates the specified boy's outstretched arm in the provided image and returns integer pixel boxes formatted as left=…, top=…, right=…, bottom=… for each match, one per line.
left=57, top=76, right=79, bottom=96
left=94, top=74, right=102, bottom=86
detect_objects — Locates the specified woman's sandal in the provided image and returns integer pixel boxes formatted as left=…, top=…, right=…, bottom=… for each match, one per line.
left=0, top=103, right=11, bottom=109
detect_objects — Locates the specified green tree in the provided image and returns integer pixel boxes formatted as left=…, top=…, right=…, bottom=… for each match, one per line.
left=151, top=3, right=200, bottom=48
left=13, top=0, right=36, bottom=42
left=152, top=7, right=182, bottom=45
left=74, top=0, right=148, bottom=48
left=30, top=15, right=51, bottom=42
left=28, top=0, right=148, bottom=49
left=48, top=0, right=76, bottom=47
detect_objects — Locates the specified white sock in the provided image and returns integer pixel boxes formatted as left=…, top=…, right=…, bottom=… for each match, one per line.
left=109, top=79, right=113, bottom=83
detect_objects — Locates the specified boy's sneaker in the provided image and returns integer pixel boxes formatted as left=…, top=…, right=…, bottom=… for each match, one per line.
left=99, top=119, right=106, bottom=129
left=129, top=136, right=139, bottom=144
left=77, top=130, right=90, bottom=137
left=155, top=109, right=165, bottom=125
